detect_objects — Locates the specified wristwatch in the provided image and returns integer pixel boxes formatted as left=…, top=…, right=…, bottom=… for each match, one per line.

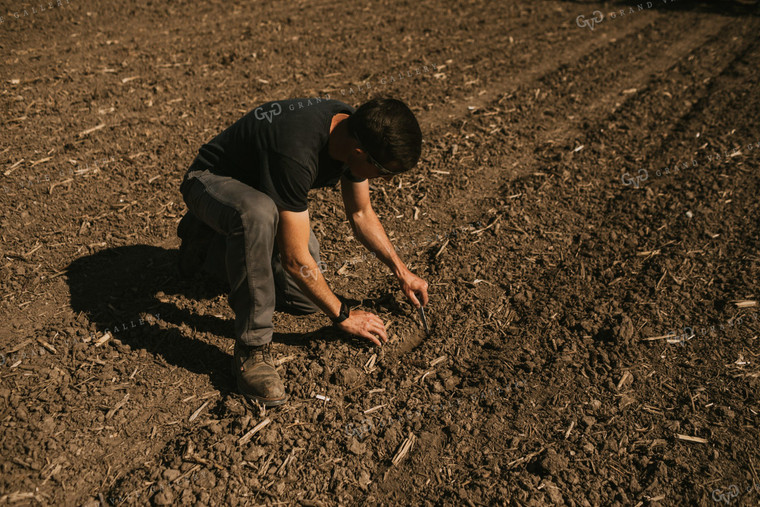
left=330, top=298, right=350, bottom=325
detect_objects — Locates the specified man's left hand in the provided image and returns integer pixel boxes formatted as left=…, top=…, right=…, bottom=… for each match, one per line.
left=399, top=271, right=429, bottom=308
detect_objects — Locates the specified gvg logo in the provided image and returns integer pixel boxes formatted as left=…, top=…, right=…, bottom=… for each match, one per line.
left=713, top=485, right=741, bottom=504
left=621, top=168, right=648, bottom=188
left=576, top=11, right=604, bottom=31
left=254, top=102, right=282, bottom=123
left=712, top=481, right=760, bottom=504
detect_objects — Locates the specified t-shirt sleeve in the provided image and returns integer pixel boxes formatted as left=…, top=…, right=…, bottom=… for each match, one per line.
left=263, top=151, right=315, bottom=212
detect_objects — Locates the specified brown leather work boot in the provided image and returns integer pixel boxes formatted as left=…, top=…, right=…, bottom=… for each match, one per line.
left=233, top=342, right=288, bottom=407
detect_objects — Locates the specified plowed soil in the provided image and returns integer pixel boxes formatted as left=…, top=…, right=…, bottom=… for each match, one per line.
left=2, top=0, right=760, bottom=505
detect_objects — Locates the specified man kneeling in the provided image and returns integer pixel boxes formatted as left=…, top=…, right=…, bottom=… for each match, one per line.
left=178, top=97, right=429, bottom=406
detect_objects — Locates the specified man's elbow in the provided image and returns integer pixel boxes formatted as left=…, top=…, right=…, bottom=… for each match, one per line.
left=346, top=214, right=359, bottom=234
left=281, top=255, right=304, bottom=275
left=350, top=207, right=373, bottom=227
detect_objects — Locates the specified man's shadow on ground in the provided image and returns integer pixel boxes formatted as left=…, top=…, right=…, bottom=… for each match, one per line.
left=65, top=245, right=400, bottom=393
left=65, top=245, right=318, bottom=393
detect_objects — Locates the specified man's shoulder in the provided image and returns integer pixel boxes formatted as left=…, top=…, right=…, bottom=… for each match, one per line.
left=259, top=98, right=353, bottom=166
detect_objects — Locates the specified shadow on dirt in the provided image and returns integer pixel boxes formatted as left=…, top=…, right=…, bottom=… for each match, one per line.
left=65, top=244, right=319, bottom=392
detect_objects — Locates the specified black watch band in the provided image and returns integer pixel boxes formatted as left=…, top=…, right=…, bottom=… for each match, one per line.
left=330, top=298, right=350, bottom=325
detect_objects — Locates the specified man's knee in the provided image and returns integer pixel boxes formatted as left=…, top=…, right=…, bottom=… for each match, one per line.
left=293, top=299, right=320, bottom=315
left=237, top=195, right=278, bottom=231
left=280, top=296, right=320, bottom=315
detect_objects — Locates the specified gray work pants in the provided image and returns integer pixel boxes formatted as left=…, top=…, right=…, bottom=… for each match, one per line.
left=180, top=169, right=321, bottom=346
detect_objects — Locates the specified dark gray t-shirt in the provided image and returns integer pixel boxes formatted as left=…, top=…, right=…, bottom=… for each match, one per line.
left=187, top=98, right=355, bottom=212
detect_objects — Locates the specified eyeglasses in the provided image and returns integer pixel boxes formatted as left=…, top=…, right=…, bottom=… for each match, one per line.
left=352, top=131, right=394, bottom=176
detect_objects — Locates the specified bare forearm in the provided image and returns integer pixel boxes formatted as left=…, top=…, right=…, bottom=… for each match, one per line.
left=284, top=258, right=342, bottom=318
left=351, top=210, right=409, bottom=278
left=339, top=184, right=429, bottom=310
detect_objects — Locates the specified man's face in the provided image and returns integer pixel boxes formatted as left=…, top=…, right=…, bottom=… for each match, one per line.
left=346, top=148, right=400, bottom=181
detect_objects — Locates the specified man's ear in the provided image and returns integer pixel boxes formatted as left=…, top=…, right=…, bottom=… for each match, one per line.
left=352, top=146, right=366, bottom=161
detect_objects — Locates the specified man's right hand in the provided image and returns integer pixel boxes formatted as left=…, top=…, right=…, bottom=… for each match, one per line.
left=337, top=310, right=388, bottom=347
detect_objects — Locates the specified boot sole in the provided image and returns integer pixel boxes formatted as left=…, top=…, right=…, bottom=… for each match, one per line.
left=238, top=383, right=289, bottom=407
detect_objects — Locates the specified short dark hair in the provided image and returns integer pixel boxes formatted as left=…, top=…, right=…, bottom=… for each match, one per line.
left=346, top=98, right=422, bottom=173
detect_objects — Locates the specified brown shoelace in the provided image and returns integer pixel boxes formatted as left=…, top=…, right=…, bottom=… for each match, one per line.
left=249, top=343, right=275, bottom=367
